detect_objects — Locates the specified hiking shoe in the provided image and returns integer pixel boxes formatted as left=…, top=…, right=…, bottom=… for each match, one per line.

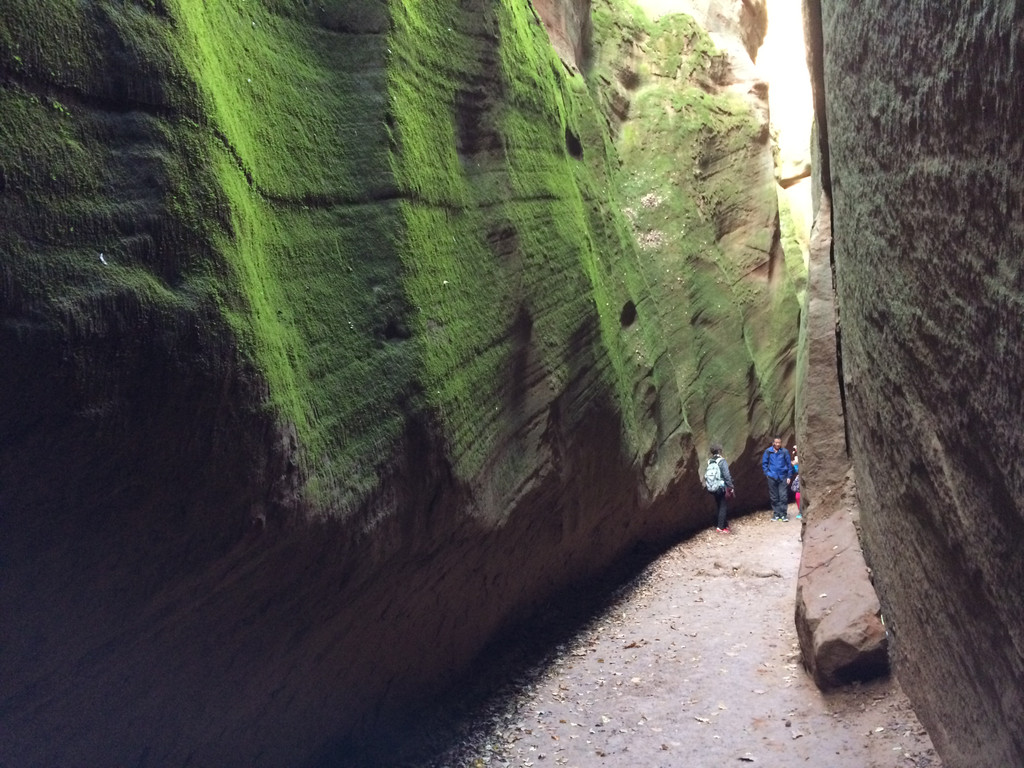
left=716, top=527, right=731, bottom=534
left=782, top=516, right=789, bottom=522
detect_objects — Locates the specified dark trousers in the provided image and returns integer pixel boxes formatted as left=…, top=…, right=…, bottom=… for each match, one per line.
left=767, top=477, right=789, bottom=519
left=714, top=490, right=728, bottom=529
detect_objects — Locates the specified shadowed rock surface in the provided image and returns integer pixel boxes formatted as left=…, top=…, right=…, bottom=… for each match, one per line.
left=0, top=1, right=800, bottom=765
left=805, top=0, right=1024, bottom=765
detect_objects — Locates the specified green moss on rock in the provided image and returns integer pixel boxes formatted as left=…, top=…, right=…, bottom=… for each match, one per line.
left=585, top=0, right=800, bottom=449
left=2, top=0, right=796, bottom=517
left=385, top=0, right=662, bottom=487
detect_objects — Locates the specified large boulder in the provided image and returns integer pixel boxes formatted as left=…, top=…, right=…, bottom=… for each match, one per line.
left=795, top=471, right=888, bottom=687
left=794, top=194, right=848, bottom=510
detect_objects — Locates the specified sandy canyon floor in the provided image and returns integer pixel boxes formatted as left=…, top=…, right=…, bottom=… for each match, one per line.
left=358, top=505, right=941, bottom=768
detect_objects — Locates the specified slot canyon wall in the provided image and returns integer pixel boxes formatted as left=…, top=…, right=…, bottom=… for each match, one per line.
left=0, top=0, right=799, bottom=765
left=806, top=0, right=1024, bottom=765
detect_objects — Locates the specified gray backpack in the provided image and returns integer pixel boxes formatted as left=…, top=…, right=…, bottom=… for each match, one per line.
left=704, top=457, right=725, bottom=493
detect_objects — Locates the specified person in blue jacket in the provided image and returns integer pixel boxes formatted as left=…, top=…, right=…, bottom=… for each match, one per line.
left=762, top=436, right=794, bottom=521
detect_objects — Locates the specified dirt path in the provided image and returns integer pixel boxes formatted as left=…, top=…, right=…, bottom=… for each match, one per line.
left=408, top=505, right=941, bottom=768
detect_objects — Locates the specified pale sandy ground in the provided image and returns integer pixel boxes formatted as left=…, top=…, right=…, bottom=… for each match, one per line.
left=397, top=504, right=941, bottom=768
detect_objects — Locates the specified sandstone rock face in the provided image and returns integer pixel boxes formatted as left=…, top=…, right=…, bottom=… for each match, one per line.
left=808, top=0, right=1024, bottom=764
left=791, top=190, right=889, bottom=687
left=591, top=0, right=800, bottom=493
left=794, top=195, right=848, bottom=510
left=639, top=0, right=768, bottom=63
left=0, top=1, right=798, bottom=765
left=534, top=0, right=592, bottom=70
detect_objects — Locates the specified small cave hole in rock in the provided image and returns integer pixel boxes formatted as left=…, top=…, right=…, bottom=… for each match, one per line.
left=620, top=300, right=637, bottom=327
left=617, top=67, right=640, bottom=90
left=384, top=318, right=412, bottom=341
left=565, top=127, right=583, bottom=159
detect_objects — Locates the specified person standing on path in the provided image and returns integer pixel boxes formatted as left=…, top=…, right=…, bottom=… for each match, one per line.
left=705, top=444, right=735, bottom=533
left=791, top=445, right=802, bottom=518
left=762, top=437, right=794, bottom=521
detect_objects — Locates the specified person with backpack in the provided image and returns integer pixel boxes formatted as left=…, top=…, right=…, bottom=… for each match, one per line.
left=704, top=444, right=735, bottom=533
left=762, top=436, right=795, bottom=521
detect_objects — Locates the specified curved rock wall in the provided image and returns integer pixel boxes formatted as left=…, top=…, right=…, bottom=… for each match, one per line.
left=0, top=0, right=798, bottom=764
left=810, top=0, right=1024, bottom=764
left=591, top=0, right=800, bottom=491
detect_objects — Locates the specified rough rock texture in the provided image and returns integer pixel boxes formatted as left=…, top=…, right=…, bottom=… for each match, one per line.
left=808, top=0, right=1024, bottom=765
left=795, top=471, right=888, bottom=688
left=591, top=0, right=800, bottom=490
left=792, top=188, right=888, bottom=687
left=534, top=0, right=592, bottom=70
left=0, top=1, right=799, bottom=765
left=794, top=195, right=847, bottom=510
left=789, top=0, right=888, bottom=690
left=638, top=0, right=768, bottom=63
